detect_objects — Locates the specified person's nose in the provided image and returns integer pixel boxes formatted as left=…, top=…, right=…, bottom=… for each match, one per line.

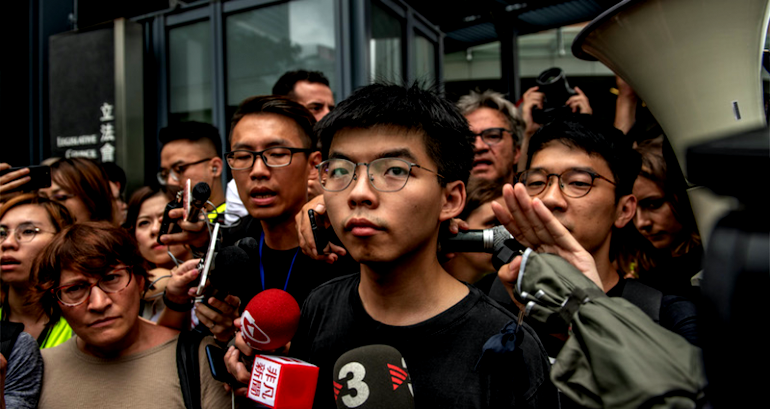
left=473, top=135, right=489, bottom=154
left=635, top=210, right=652, bottom=232
left=1, top=232, right=19, bottom=251
left=347, top=166, right=377, bottom=209
left=86, top=285, right=113, bottom=312
left=249, top=154, right=272, bottom=180
left=539, top=176, right=568, bottom=212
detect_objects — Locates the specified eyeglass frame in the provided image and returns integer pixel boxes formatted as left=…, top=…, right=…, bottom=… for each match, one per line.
left=156, top=157, right=213, bottom=185
left=473, top=127, right=513, bottom=146
left=0, top=223, right=55, bottom=244
left=516, top=168, right=616, bottom=198
left=224, top=147, right=312, bottom=170
left=52, top=266, right=133, bottom=307
left=315, top=157, right=444, bottom=192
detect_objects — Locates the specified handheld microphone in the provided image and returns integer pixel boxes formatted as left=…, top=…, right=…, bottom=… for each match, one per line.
left=235, top=236, right=259, bottom=263
left=441, top=225, right=515, bottom=253
left=201, top=244, right=249, bottom=301
left=333, top=345, right=414, bottom=409
left=247, top=355, right=319, bottom=408
left=186, top=182, right=211, bottom=222
left=240, top=289, right=301, bottom=352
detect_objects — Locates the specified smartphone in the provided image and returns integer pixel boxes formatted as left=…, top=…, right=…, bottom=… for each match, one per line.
left=308, top=209, right=328, bottom=255
left=205, top=345, right=246, bottom=386
left=0, top=165, right=51, bottom=192
left=157, top=197, right=183, bottom=244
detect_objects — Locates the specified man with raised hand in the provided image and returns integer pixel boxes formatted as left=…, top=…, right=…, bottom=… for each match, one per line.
left=490, top=116, right=698, bottom=353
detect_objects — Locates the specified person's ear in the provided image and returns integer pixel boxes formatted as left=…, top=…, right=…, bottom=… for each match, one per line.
left=614, top=194, right=637, bottom=229
left=210, top=157, right=224, bottom=177
left=307, top=151, right=322, bottom=172
left=440, top=180, right=466, bottom=222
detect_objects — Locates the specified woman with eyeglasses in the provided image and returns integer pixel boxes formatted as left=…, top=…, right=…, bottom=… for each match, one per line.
left=0, top=194, right=74, bottom=349
left=123, top=186, right=193, bottom=321
left=37, top=158, right=117, bottom=225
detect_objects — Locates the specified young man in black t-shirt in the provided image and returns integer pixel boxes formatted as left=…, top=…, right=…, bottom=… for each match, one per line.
left=225, top=84, right=558, bottom=408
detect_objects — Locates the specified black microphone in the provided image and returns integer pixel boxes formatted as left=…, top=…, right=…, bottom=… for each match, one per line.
left=157, top=196, right=182, bottom=244
left=235, top=236, right=259, bottom=263
left=186, top=182, right=211, bottom=222
left=333, top=345, right=414, bottom=409
left=441, top=225, right=515, bottom=253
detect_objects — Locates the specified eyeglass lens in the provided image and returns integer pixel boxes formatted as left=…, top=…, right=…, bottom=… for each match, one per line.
left=519, top=169, right=597, bottom=197
left=56, top=268, right=131, bottom=305
left=0, top=223, right=40, bottom=243
left=318, top=158, right=413, bottom=192
left=226, top=148, right=296, bottom=170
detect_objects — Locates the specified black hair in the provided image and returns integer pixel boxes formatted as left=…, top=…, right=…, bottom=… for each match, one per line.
left=316, top=83, right=474, bottom=186
left=526, top=115, right=640, bottom=199
left=229, top=95, right=317, bottom=149
left=158, top=121, right=223, bottom=157
left=272, top=70, right=331, bottom=97
left=101, top=162, right=127, bottom=194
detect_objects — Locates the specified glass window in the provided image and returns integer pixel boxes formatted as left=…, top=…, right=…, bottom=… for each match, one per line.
left=168, top=20, right=213, bottom=124
left=370, top=2, right=402, bottom=83
left=225, top=0, right=337, bottom=122
left=412, top=32, right=436, bottom=85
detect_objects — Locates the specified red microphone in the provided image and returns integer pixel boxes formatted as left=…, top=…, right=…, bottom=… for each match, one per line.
left=240, top=289, right=301, bottom=351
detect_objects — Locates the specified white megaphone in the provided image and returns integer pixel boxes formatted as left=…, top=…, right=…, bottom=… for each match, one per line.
left=572, top=0, right=770, bottom=244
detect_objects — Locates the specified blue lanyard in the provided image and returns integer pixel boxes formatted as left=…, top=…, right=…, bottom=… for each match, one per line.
left=259, top=232, right=299, bottom=292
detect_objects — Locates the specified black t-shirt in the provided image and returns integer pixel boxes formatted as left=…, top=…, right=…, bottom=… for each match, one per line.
left=223, top=217, right=357, bottom=310
left=290, top=274, right=559, bottom=409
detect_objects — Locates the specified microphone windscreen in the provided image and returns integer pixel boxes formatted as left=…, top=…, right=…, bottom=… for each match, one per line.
left=211, top=246, right=249, bottom=294
left=192, top=182, right=211, bottom=203
left=241, top=289, right=300, bottom=351
left=333, top=345, right=414, bottom=409
left=236, top=236, right=259, bottom=262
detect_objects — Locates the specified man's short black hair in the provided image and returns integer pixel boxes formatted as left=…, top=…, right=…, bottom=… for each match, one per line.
left=229, top=95, right=317, bottom=149
left=158, top=121, right=223, bottom=157
left=317, top=83, right=474, bottom=186
left=272, top=70, right=331, bottom=97
left=526, top=115, right=640, bottom=199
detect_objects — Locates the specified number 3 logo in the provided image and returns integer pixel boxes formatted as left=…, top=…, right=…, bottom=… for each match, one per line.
left=339, top=362, right=370, bottom=408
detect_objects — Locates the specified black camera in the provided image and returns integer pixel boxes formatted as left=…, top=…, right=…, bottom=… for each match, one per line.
left=531, top=67, right=578, bottom=124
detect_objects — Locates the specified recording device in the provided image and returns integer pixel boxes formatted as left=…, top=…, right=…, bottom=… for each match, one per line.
left=0, top=165, right=51, bottom=192
left=240, top=289, right=301, bottom=352
left=333, top=345, right=414, bottom=409
left=530, top=67, right=578, bottom=124
left=194, top=222, right=221, bottom=301
left=194, top=243, right=248, bottom=306
left=247, top=355, right=319, bottom=408
left=157, top=192, right=183, bottom=244
left=206, top=344, right=244, bottom=386
left=441, top=225, right=514, bottom=254
left=186, top=182, right=211, bottom=222
left=441, top=225, right=526, bottom=270
left=308, top=208, right=328, bottom=255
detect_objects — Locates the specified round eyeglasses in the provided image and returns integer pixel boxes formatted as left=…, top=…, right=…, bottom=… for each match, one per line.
left=316, top=158, right=443, bottom=192
left=53, top=266, right=133, bottom=307
left=473, top=128, right=512, bottom=146
left=156, top=157, right=213, bottom=186
left=0, top=223, right=54, bottom=244
left=225, top=147, right=312, bottom=170
left=517, top=168, right=616, bottom=198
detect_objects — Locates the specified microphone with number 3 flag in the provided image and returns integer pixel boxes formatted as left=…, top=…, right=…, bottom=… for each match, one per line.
left=333, top=345, right=414, bottom=409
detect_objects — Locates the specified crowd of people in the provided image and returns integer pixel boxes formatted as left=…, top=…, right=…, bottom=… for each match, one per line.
left=0, top=69, right=708, bottom=408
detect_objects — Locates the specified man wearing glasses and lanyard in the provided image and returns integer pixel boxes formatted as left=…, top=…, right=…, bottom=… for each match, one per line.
left=158, top=121, right=227, bottom=223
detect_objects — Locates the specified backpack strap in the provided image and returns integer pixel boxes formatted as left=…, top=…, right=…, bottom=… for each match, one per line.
left=621, top=280, right=662, bottom=322
left=176, top=329, right=204, bottom=409
left=1, top=321, right=24, bottom=357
